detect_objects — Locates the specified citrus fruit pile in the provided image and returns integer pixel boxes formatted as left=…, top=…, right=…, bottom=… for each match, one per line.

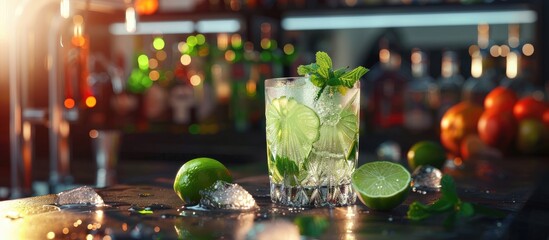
left=441, top=86, right=549, bottom=158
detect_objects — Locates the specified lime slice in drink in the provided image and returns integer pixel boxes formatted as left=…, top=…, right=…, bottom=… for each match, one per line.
left=311, top=92, right=359, bottom=159
left=266, top=97, right=320, bottom=164
left=351, top=161, right=411, bottom=211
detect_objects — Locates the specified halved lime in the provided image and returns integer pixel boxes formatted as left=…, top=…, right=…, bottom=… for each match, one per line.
left=351, top=161, right=411, bottom=211
left=266, top=97, right=320, bottom=164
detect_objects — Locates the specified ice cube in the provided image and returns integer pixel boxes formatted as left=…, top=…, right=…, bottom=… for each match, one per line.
left=245, top=220, right=300, bottom=240
left=199, top=181, right=257, bottom=210
left=411, top=165, right=442, bottom=193
left=377, top=141, right=401, bottom=162
left=55, top=186, right=105, bottom=206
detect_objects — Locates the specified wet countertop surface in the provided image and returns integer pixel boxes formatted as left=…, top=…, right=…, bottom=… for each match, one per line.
left=1, top=156, right=549, bottom=239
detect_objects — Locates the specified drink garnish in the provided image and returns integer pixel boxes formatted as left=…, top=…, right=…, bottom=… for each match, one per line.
left=297, top=51, right=368, bottom=100
left=407, top=175, right=505, bottom=229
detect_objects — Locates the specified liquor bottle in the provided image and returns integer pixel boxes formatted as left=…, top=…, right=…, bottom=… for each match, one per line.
left=404, top=48, right=435, bottom=132
left=436, top=50, right=464, bottom=120
left=500, top=24, right=536, bottom=97
left=370, top=41, right=407, bottom=129
left=462, top=24, right=496, bottom=105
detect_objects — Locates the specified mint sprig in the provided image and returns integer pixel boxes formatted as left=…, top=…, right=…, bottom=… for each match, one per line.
left=407, top=175, right=505, bottom=229
left=298, top=51, right=368, bottom=100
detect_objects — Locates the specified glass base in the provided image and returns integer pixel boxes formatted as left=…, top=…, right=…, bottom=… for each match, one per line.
left=270, top=182, right=356, bottom=207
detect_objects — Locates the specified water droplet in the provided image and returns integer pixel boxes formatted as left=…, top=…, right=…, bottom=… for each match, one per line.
left=497, top=222, right=502, bottom=227
left=485, top=190, right=491, bottom=194
left=388, top=217, right=393, bottom=222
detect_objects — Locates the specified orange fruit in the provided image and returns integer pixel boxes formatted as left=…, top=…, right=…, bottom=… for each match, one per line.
left=477, top=109, right=517, bottom=151
left=440, top=102, right=484, bottom=155
left=484, top=87, right=517, bottom=112
left=513, top=97, right=546, bottom=122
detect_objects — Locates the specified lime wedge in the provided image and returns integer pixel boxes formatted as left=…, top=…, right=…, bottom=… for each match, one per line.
left=351, top=161, right=411, bottom=211
left=266, top=97, right=320, bottom=164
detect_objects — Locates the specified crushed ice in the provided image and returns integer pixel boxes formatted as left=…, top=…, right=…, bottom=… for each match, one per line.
left=54, top=186, right=105, bottom=206
left=199, top=181, right=257, bottom=210
left=411, top=165, right=442, bottom=193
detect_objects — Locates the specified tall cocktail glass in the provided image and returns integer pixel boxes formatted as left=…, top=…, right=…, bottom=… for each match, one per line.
left=265, top=77, right=360, bottom=207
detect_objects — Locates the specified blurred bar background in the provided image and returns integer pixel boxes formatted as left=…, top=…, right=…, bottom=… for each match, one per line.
left=0, top=0, right=547, bottom=198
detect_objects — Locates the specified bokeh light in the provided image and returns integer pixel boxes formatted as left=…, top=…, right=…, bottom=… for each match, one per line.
left=180, top=54, right=191, bottom=66
left=85, top=96, right=97, bottom=108
left=153, top=37, right=165, bottom=50
left=225, top=50, right=236, bottom=62
left=156, top=50, right=167, bottom=61
left=490, top=45, right=501, bottom=57
left=196, top=34, right=206, bottom=45
left=149, top=58, right=158, bottom=69
left=522, top=43, right=534, bottom=56
left=190, top=75, right=202, bottom=86
left=283, top=44, right=295, bottom=55
left=260, top=38, right=271, bottom=50
left=64, top=98, right=75, bottom=109
left=89, top=129, right=99, bottom=139
left=137, top=54, right=149, bottom=70
left=231, top=34, right=242, bottom=48
left=187, top=36, right=198, bottom=47
left=149, top=70, right=160, bottom=81
left=178, top=42, right=189, bottom=53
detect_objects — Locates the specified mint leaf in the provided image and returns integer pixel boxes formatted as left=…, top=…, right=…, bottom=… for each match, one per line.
left=275, top=156, right=299, bottom=186
left=407, top=202, right=431, bottom=220
left=296, top=51, right=367, bottom=100
left=315, top=51, right=332, bottom=69
left=297, top=63, right=319, bottom=76
left=333, top=67, right=348, bottom=79
left=441, top=175, right=458, bottom=204
left=407, top=175, right=506, bottom=228
left=317, top=67, right=330, bottom=79
left=425, top=197, right=454, bottom=213
left=310, top=74, right=325, bottom=87
left=340, top=66, right=368, bottom=88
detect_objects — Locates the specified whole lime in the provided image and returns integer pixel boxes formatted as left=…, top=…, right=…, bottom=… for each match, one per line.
left=517, top=119, right=549, bottom=154
left=173, top=157, right=232, bottom=204
left=407, top=141, right=446, bottom=170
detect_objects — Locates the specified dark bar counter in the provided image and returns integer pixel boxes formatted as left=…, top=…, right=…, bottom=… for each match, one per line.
left=0, top=155, right=548, bottom=239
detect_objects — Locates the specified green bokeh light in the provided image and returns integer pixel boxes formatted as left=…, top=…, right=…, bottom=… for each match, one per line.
left=196, top=34, right=206, bottom=45
left=137, top=54, right=149, bottom=70
left=153, top=37, right=165, bottom=50
left=187, top=36, right=198, bottom=47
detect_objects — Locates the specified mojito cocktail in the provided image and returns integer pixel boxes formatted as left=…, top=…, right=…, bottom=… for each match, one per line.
left=265, top=76, right=360, bottom=207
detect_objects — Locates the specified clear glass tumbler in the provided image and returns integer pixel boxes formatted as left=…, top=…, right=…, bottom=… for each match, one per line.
left=265, top=77, right=360, bottom=207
